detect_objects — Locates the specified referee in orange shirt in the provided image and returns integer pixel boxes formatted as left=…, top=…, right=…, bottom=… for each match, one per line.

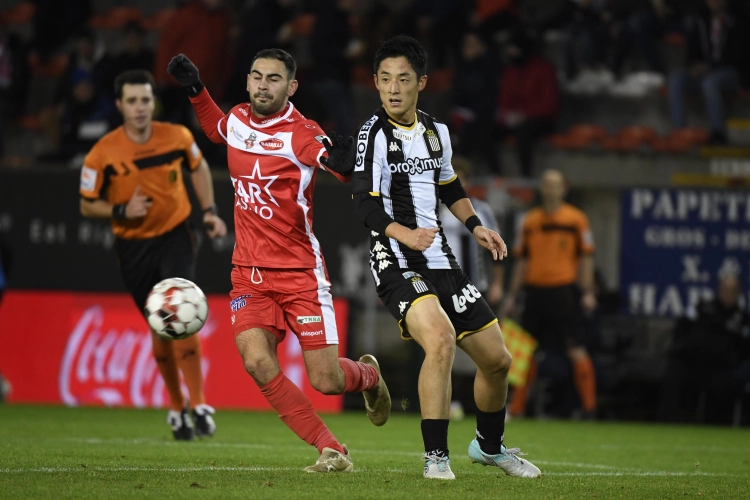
left=504, top=169, right=597, bottom=418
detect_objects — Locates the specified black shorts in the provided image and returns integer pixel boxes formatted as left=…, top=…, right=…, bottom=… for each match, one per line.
left=376, top=267, right=497, bottom=341
left=521, top=284, right=585, bottom=352
left=114, top=220, right=197, bottom=313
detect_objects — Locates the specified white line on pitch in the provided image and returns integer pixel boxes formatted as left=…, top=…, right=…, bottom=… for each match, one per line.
left=0, top=466, right=744, bottom=478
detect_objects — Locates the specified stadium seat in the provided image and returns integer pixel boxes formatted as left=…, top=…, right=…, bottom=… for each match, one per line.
left=142, top=9, right=175, bottom=31
left=89, top=7, right=143, bottom=30
left=28, top=52, right=69, bottom=78
left=2, top=1, right=35, bottom=25
left=670, top=127, right=708, bottom=146
left=618, top=126, right=657, bottom=146
left=568, top=124, right=608, bottom=144
left=426, top=68, right=454, bottom=93
left=290, top=13, right=316, bottom=36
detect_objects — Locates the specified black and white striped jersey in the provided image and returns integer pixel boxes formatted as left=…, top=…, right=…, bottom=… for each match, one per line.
left=352, top=107, right=460, bottom=272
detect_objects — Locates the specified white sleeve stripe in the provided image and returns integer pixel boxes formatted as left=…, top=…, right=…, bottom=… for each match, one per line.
left=217, top=117, right=228, bottom=142
left=316, top=147, right=326, bottom=168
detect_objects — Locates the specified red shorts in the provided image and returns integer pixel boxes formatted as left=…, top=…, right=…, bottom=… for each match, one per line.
left=229, top=265, right=339, bottom=350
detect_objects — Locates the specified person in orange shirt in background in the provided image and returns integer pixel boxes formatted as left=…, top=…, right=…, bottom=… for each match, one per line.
left=504, top=169, right=598, bottom=419
left=79, top=69, right=227, bottom=440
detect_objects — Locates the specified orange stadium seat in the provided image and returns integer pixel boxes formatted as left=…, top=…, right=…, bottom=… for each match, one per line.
left=619, top=125, right=657, bottom=146
left=290, top=13, right=316, bottom=36
left=568, top=124, right=608, bottom=143
left=90, top=7, right=143, bottom=30
left=3, top=1, right=35, bottom=25
left=670, top=127, right=708, bottom=146
left=28, top=52, right=69, bottom=78
left=142, top=9, right=175, bottom=31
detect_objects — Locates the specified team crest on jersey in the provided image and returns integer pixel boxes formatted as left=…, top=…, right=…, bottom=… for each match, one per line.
left=245, top=132, right=257, bottom=149
left=426, top=130, right=441, bottom=152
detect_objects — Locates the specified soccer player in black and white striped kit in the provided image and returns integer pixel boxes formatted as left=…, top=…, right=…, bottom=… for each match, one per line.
left=324, top=35, right=541, bottom=480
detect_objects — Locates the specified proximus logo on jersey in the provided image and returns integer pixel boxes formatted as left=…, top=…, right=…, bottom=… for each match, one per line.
left=389, top=157, right=442, bottom=175
left=452, top=284, right=482, bottom=313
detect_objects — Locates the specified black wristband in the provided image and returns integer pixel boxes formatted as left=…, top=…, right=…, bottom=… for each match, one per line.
left=202, top=204, right=218, bottom=216
left=112, top=204, right=127, bottom=220
left=465, top=215, right=482, bottom=234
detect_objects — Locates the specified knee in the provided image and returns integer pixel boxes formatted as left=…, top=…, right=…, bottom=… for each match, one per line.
left=309, top=372, right=344, bottom=396
left=483, top=346, right=512, bottom=376
left=423, top=330, right=456, bottom=365
left=241, top=352, right=274, bottom=380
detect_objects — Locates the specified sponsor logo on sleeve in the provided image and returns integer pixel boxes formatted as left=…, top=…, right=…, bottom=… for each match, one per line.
left=80, top=166, right=97, bottom=192
left=296, top=316, right=322, bottom=325
left=315, top=135, right=327, bottom=143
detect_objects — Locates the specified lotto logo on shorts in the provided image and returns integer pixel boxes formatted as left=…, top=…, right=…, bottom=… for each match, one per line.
left=452, top=284, right=482, bottom=313
left=412, top=278, right=429, bottom=294
left=230, top=295, right=251, bottom=311
left=296, top=316, right=322, bottom=325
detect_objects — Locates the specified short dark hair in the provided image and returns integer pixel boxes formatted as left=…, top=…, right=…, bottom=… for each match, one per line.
left=251, top=48, right=297, bottom=80
left=373, top=35, right=428, bottom=77
left=114, top=70, right=156, bottom=99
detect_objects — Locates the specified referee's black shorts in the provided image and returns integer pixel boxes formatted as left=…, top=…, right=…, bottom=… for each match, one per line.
left=114, top=220, right=197, bottom=313
left=376, top=267, right=497, bottom=342
left=521, top=284, right=585, bottom=352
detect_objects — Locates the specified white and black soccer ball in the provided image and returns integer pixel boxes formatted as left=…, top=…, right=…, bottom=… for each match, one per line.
left=145, top=278, right=208, bottom=340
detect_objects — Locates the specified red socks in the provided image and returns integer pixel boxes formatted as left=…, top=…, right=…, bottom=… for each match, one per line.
left=259, top=371, right=343, bottom=454
left=338, top=358, right=379, bottom=393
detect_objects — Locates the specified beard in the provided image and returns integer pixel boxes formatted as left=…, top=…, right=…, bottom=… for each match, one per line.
left=250, top=93, right=285, bottom=117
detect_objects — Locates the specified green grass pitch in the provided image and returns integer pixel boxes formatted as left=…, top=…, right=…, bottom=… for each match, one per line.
left=1, top=404, right=749, bottom=499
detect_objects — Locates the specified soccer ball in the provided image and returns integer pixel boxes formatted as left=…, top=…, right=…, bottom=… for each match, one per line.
left=145, top=278, right=208, bottom=340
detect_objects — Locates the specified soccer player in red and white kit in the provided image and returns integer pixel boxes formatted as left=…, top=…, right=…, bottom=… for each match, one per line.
left=167, top=49, right=390, bottom=472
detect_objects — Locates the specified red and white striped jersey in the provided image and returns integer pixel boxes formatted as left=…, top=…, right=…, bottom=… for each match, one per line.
left=190, top=89, right=348, bottom=269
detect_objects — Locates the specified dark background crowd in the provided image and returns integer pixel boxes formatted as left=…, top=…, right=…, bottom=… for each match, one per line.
left=0, top=0, right=747, bottom=172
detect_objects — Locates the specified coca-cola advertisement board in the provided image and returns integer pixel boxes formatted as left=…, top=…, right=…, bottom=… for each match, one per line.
left=0, top=290, right=348, bottom=412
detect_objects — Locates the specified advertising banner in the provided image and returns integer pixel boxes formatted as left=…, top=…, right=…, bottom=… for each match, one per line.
left=620, top=188, right=750, bottom=317
left=0, top=290, right=349, bottom=412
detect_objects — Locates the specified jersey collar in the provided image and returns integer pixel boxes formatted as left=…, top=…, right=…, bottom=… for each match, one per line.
left=249, top=102, right=295, bottom=128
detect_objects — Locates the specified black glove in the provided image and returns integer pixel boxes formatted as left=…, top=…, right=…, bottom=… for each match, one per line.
left=320, top=132, right=355, bottom=176
left=167, top=53, right=204, bottom=97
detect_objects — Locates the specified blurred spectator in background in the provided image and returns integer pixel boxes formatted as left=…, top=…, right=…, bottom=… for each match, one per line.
left=0, top=19, right=29, bottom=160
left=667, top=0, right=750, bottom=145
left=471, top=0, right=518, bottom=41
left=40, top=28, right=108, bottom=161
left=58, top=70, right=114, bottom=164
left=504, top=169, right=598, bottom=419
left=225, top=0, right=296, bottom=106
left=450, top=31, right=499, bottom=173
left=439, top=157, right=504, bottom=418
left=31, top=0, right=90, bottom=61
left=309, top=0, right=363, bottom=136
left=496, top=29, right=558, bottom=178
left=659, top=273, right=750, bottom=424
left=414, top=0, right=469, bottom=69
left=154, top=0, right=230, bottom=126
left=0, top=232, right=9, bottom=306
left=103, top=22, right=154, bottom=101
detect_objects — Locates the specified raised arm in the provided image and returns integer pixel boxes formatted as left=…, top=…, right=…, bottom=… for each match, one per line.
left=167, top=54, right=228, bottom=144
